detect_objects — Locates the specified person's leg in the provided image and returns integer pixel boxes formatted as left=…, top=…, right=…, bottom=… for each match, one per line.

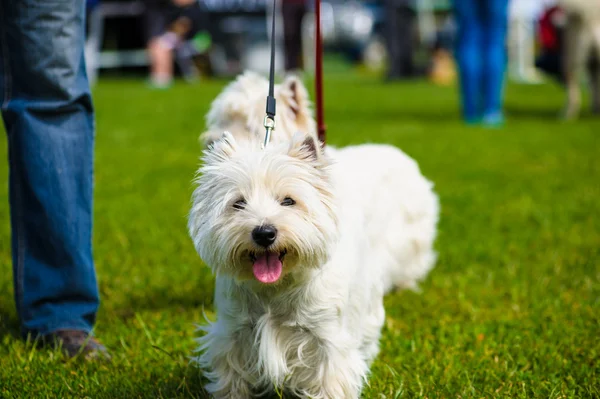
left=293, top=2, right=307, bottom=71
left=481, top=0, right=509, bottom=125
left=396, top=6, right=416, bottom=78
left=452, top=0, right=484, bottom=123
left=520, top=18, right=543, bottom=83
left=148, top=38, right=175, bottom=86
left=145, top=3, right=175, bottom=88
left=508, top=15, right=527, bottom=80
left=384, top=0, right=402, bottom=80
left=282, top=1, right=306, bottom=72
left=0, top=0, right=100, bottom=339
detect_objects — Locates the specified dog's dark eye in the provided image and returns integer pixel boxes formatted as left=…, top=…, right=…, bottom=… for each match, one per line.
left=233, top=199, right=246, bottom=210
left=281, top=197, right=296, bottom=207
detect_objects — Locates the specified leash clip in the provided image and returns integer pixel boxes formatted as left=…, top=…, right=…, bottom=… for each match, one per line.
left=262, top=115, right=276, bottom=149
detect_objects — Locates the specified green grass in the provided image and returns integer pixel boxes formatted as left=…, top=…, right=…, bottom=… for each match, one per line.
left=0, top=71, right=599, bottom=398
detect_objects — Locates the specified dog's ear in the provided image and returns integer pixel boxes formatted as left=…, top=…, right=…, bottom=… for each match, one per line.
left=202, top=131, right=238, bottom=163
left=282, top=76, right=307, bottom=118
left=200, top=129, right=225, bottom=147
left=300, top=135, right=319, bottom=160
left=288, top=133, right=325, bottom=164
left=277, top=76, right=313, bottom=129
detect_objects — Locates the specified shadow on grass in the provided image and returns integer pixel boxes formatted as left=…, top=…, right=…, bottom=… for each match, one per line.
left=149, top=364, right=210, bottom=399
left=0, top=307, right=21, bottom=340
left=106, top=283, right=214, bottom=320
left=505, top=105, right=560, bottom=120
left=96, top=363, right=287, bottom=399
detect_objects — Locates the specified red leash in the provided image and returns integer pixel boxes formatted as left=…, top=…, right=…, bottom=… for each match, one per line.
left=314, top=0, right=326, bottom=144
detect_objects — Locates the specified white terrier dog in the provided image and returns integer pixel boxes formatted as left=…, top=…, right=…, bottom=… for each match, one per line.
left=188, top=73, right=439, bottom=398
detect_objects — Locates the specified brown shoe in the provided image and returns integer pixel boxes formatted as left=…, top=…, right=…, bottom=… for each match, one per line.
left=44, top=330, right=110, bottom=360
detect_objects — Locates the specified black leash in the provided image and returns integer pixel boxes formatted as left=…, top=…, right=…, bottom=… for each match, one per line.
left=263, top=0, right=277, bottom=148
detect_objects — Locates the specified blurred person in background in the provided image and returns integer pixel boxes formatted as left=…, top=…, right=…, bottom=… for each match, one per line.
left=535, top=2, right=565, bottom=83
left=383, top=0, right=416, bottom=81
left=452, top=0, right=509, bottom=126
left=281, top=0, right=308, bottom=74
left=145, top=0, right=205, bottom=88
left=0, top=0, right=107, bottom=358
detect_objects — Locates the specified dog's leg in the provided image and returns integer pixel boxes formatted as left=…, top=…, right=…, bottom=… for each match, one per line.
left=288, top=345, right=366, bottom=399
left=562, top=13, right=587, bottom=120
left=590, top=24, right=600, bottom=114
left=320, top=349, right=366, bottom=399
left=196, top=326, right=256, bottom=399
left=590, top=57, right=600, bottom=114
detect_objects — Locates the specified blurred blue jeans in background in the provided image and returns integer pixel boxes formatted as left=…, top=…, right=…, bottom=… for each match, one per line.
left=452, top=0, right=509, bottom=125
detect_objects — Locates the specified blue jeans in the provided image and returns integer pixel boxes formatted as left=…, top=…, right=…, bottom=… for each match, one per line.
left=0, top=0, right=99, bottom=337
left=452, top=0, right=509, bottom=123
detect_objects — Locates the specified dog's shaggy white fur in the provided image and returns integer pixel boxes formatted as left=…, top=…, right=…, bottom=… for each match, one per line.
left=188, top=73, right=439, bottom=398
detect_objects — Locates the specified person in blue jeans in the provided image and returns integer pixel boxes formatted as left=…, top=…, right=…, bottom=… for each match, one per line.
left=0, top=0, right=108, bottom=358
left=452, top=0, right=509, bottom=126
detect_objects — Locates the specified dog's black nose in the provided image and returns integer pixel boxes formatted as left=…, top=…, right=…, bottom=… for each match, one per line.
left=252, top=225, right=277, bottom=248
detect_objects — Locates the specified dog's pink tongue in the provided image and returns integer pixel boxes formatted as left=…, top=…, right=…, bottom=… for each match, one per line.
left=252, top=252, right=283, bottom=284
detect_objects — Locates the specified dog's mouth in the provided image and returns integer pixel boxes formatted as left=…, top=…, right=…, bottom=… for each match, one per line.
left=249, top=250, right=287, bottom=284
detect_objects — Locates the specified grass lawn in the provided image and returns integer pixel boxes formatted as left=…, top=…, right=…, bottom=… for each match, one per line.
left=0, top=71, right=599, bottom=398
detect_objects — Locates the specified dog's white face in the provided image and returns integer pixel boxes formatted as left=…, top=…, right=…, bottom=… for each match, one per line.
left=189, top=134, right=338, bottom=285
